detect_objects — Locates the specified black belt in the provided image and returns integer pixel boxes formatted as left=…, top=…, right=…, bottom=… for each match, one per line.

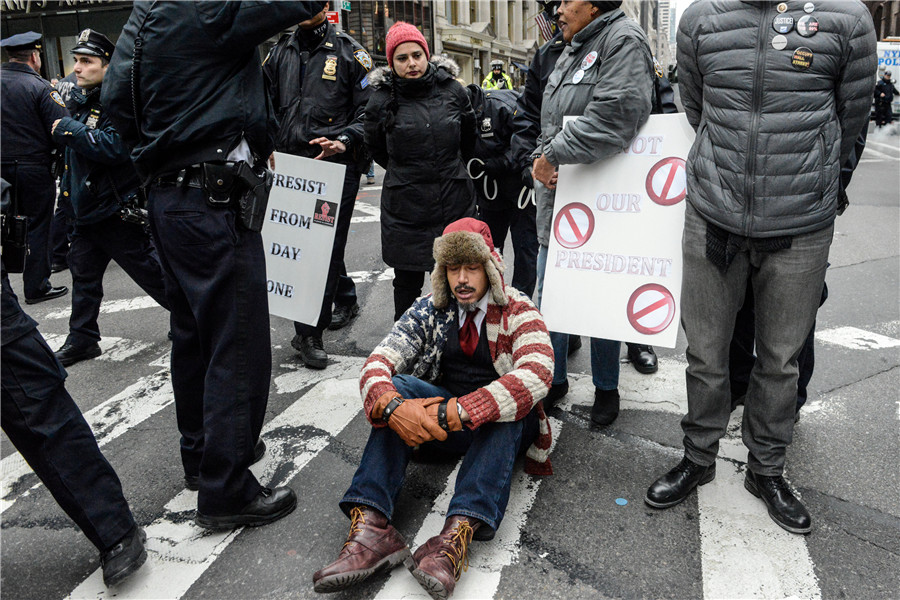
left=153, top=165, right=203, bottom=188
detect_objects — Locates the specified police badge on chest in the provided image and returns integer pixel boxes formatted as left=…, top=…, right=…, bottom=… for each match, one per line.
left=86, top=107, right=101, bottom=129
left=480, top=117, right=493, bottom=138
left=323, top=55, right=337, bottom=81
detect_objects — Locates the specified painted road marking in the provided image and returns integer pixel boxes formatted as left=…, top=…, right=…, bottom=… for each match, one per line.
left=645, top=156, right=687, bottom=206
left=376, top=419, right=563, bottom=600
left=626, top=283, right=677, bottom=335
left=351, top=200, right=381, bottom=223
left=43, top=296, right=161, bottom=320
left=553, top=203, right=594, bottom=249
left=347, top=267, right=395, bottom=284
left=66, top=374, right=364, bottom=600
left=816, top=326, right=900, bottom=350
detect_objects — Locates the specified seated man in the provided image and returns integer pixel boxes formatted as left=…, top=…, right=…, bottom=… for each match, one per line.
left=313, top=218, right=554, bottom=599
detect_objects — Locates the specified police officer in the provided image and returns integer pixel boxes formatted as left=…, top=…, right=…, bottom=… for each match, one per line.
left=482, top=59, right=514, bottom=90
left=50, top=29, right=169, bottom=367
left=874, top=70, right=899, bottom=128
left=48, top=71, right=81, bottom=273
left=263, top=2, right=372, bottom=369
left=1, top=180, right=146, bottom=588
left=465, top=83, right=538, bottom=297
left=103, top=1, right=326, bottom=530
left=0, top=32, right=70, bottom=304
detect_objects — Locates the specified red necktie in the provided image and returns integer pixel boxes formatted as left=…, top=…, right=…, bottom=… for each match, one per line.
left=459, top=310, right=479, bottom=357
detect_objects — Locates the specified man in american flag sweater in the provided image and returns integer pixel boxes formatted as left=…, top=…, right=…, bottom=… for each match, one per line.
left=313, top=218, right=553, bottom=599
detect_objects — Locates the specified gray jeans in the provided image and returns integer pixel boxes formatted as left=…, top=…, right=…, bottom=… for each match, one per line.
left=680, top=204, right=833, bottom=475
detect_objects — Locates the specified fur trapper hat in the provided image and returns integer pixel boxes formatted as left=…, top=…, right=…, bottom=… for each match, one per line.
left=431, top=218, right=506, bottom=310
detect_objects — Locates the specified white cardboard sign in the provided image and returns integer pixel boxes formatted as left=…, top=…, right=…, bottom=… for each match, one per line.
left=262, top=152, right=346, bottom=325
left=541, top=113, right=696, bottom=348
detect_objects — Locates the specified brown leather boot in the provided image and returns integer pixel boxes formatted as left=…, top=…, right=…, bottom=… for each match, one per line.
left=312, top=505, right=412, bottom=593
left=409, top=515, right=479, bottom=600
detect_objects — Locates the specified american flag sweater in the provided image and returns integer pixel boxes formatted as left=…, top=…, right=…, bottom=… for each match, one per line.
left=360, top=286, right=555, bottom=475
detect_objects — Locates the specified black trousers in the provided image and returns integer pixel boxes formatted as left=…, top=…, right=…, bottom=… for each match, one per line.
left=1, top=268, right=135, bottom=552
left=481, top=201, right=538, bottom=298
left=729, top=279, right=828, bottom=410
left=49, top=193, right=73, bottom=267
left=874, top=101, right=893, bottom=126
left=294, top=165, right=360, bottom=337
left=147, top=184, right=268, bottom=515
left=1, top=163, right=56, bottom=299
left=67, top=214, right=169, bottom=347
left=392, top=268, right=426, bottom=321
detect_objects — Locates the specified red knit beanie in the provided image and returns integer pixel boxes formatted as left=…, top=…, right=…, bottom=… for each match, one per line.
left=385, top=21, right=429, bottom=66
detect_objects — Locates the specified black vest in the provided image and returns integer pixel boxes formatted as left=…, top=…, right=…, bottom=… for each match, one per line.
left=440, top=313, right=498, bottom=397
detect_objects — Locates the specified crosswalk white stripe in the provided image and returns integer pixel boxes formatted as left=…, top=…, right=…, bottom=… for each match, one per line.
left=699, top=436, right=821, bottom=600
left=376, top=418, right=563, bottom=599
left=857, top=146, right=900, bottom=161
left=1, top=356, right=172, bottom=515
left=816, top=326, right=900, bottom=350
left=43, top=296, right=161, bottom=320
left=865, top=139, right=900, bottom=154
left=348, top=268, right=395, bottom=284
left=67, top=373, right=365, bottom=599
left=351, top=199, right=382, bottom=223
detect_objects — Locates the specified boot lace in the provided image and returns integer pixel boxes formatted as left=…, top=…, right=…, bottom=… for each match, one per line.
left=440, top=521, right=474, bottom=581
left=342, top=506, right=366, bottom=551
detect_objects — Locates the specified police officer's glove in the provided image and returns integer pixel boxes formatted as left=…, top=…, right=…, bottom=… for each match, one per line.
left=423, top=397, right=464, bottom=433
left=521, top=166, right=534, bottom=189
left=388, top=397, right=448, bottom=446
left=483, top=156, right=507, bottom=176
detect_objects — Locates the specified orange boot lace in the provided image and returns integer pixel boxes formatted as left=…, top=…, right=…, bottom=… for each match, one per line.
left=440, top=520, right=474, bottom=581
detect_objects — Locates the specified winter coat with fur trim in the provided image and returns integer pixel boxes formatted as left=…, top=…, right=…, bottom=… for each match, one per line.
left=359, top=282, right=555, bottom=475
left=364, top=57, right=478, bottom=271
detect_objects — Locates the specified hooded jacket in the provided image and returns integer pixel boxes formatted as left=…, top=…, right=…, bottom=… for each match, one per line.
left=677, top=0, right=876, bottom=238
left=364, top=56, right=477, bottom=271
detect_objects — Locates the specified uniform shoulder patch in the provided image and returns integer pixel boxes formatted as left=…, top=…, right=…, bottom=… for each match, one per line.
left=353, top=49, right=373, bottom=71
left=50, top=90, right=65, bottom=107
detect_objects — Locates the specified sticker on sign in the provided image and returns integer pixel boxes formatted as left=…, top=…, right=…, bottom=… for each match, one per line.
left=553, top=202, right=595, bottom=249
left=626, top=283, right=676, bottom=335
left=645, top=157, right=687, bottom=206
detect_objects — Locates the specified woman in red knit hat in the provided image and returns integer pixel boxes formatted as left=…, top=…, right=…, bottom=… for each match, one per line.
left=364, top=21, right=477, bottom=321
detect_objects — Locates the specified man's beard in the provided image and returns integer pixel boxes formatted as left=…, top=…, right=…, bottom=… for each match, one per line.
left=455, top=284, right=479, bottom=313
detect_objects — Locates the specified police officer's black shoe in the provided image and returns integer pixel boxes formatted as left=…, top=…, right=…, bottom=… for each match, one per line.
left=185, top=439, right=266, bottom=491
left=51, top=262, right=68, bottom=273
left=55, top=341, right=102, bottom=366
left=101, top=526, right=147, bottom=587
left=292, top=334, right=328, bottom=369
left=328, top=302, right=360, bottom=330
left=645, top=457, right=715, bottom=508
left=744, top=471, right=811, bottom=534
left=24, top=285, right=68, bottom=304
left=195, top=486, right=297, bottom=530
left=626, top=343, right=658, bottom=374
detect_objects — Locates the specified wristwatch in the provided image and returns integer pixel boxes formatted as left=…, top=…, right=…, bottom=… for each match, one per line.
left=336, top=133, right=352, bottom=149
left=382, top=397, right=403, bottom=422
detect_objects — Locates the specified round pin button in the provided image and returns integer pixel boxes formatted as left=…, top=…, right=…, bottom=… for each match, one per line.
left=797, top=15, right=819, bottom=37
left=773, top=14, right=794, bottom=34
left=572, top=69, right=585, bottom=84
left=791, top=46, right=814, bottom=70
left=772, top=34, right=788, bottom=51
left=777, top=2, right=788, bottom=13
left=804, top=2, right=815, bottom=13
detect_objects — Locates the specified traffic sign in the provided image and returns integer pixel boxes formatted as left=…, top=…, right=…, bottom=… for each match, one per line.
left=645, top=157, right=686, bottom=206
left=553, top=202, right=594, bottom=249
left=326, top=10, right=340, bottom=24
left=626, top=283, right=676, bottom=335
left=341, top=0, right=351, bottom=10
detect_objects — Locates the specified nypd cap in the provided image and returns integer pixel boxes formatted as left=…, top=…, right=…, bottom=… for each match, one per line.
left=71, top=29, right=114, bottom=60
left=1, top=31, right=42, bottom=52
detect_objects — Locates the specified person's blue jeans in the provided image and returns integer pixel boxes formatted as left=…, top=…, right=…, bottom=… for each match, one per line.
left=341, top=375, right=539, bottom=533
left=535, top=244, right=621, bottom=389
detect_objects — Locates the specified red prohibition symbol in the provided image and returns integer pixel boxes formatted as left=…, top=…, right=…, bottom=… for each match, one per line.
left=645, top=157, right=687, bottom=206
left=626, top=283, right=676, bottom=335
left=553, top=202, right=595, bottom=249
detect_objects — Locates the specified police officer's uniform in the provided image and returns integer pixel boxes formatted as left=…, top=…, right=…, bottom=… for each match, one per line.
left=263, top=19, right=372, bottom=365
left=51, top=30, right=169, bottom=367
left=49, top=71, right=81, bottom=272
left=0, top=32, right=70, bottom=302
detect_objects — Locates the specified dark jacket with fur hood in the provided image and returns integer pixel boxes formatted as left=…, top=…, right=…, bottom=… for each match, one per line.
left=364, top=56, right=477, bottom=271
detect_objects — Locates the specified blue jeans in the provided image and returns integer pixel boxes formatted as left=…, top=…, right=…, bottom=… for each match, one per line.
left=535, top=244, right=621, bottom=389
left=680, top=204, right=832, bottom=475
left=341, top=375, right=539, bottom=532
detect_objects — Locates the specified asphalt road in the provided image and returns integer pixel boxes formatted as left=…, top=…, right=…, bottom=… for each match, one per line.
left=1, top=123, right=898, bottom=600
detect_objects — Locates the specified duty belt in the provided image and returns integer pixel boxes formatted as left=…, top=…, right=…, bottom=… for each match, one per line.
left=154, top=165, right=203, bottom=188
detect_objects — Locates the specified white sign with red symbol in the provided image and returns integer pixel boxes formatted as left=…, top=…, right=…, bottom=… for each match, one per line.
left=541, top=113, right=695, bottom=348
left=262, top=152, right=346, bottom=325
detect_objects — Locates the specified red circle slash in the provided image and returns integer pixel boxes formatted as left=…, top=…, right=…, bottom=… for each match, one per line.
left=645, top=157, right=687, bottom=206
left=553, top=202, right=595, bottom=249
left=626, top=283, right=676, bottom=335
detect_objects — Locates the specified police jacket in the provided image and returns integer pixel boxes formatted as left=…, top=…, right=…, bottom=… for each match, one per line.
left=0, top=63, right=70, bottom=166
left=481, top=71, right=513, bottom=90
left=102, top=1, right=326, bottom=183
left=510, top=33, right=565, bottom=175
left=678, top=0, right=876, bottom=238
left=364, top=56, right=476, bottom=271
left=465, top=84, right=521, bottom=209
left=535, top=9, right=654, bottom=246
left=874, top=78, right=899, bottom=104
left=52, top=86, right=139, bottom=226
left=263, top=22, right=372, bottom=168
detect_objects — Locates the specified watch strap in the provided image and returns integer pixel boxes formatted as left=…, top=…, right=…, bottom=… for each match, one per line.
left=437, top=399, right=450, bottom=432
left=382, top=397, right=403, bottom=422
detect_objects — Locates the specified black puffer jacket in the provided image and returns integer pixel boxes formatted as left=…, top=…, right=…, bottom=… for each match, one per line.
left=364, top=57, right=477, bottom=271
left=678, top=0, right=876, bottom=237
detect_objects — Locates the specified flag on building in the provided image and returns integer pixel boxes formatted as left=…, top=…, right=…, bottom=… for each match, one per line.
left=535, top=10, right=555, bottom=41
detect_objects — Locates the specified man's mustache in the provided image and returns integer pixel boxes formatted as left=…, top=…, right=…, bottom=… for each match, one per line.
left=455, top=285, right=475, bottom=294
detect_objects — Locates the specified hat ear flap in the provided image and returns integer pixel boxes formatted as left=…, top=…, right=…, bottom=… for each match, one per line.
left=431, top=265, right=450, bottom=309
left=487, top=253, right=507, bottom=306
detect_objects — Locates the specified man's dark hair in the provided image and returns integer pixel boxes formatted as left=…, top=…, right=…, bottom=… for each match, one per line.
left=6, top=48, right=36, bottom=61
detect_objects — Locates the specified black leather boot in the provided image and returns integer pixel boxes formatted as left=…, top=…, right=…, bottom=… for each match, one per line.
left=645, top=457, right=715, bottom=508
left=744, top=471, right=811, bottom=534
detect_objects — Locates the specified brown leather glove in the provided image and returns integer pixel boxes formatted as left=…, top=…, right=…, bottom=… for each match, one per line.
left=423, top=397, right=463, bottom=433
left=371, top=391, right=400, bottom=420
left=387, top=397, right=448, bottom=446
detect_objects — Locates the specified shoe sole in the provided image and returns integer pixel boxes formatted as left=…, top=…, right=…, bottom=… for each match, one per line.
left=409, top=565, right=451, bottom=600
left=313, top=548, right=412, bottom=593
left=644, top=467, right=716, bottom=509
left=103, top=530, right=148, bottom=587
left=194, top=495, right=297, bottom=530
left=58, top=346, right=102, bottom=367
left=743, top=476, right=812, bottom=534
